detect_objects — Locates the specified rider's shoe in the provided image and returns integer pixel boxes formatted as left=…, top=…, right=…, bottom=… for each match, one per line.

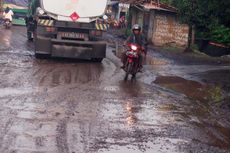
left=138, top=69, right=143, bottom=73
left=120, top=65, right=125, bottom=69
left=138, top=65, right=143, bottom=72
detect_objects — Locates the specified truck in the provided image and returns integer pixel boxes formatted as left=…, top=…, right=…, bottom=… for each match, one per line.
left=12, top=8, right=28, bottom=25
left=26, top=0, right=108, bottom=62
left=3, top=0, right=28, bottom=25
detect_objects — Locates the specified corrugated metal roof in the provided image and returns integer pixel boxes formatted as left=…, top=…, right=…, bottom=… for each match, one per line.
left=112, top=0, right=177, bottom=13
left=118, top=0, right=147, bottom=4
left=142, top=2, right=177, bottom=12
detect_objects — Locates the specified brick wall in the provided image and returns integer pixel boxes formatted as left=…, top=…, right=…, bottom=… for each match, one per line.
left=152, top=13, right=189, bottom=47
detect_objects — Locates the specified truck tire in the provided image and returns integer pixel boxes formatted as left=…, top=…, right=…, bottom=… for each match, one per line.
left=35, top=53, right=42, bottom=59
left=27, top=31, right=33, bottom=41
left=92, top=58, right=103, bottom=63
left=35, top=53, right=49, bottom=59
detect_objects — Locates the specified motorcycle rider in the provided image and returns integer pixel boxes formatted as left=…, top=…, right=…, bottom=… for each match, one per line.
left=3, top=7, right=14, bottom=23
left=121, top=24, right=146, bottom=71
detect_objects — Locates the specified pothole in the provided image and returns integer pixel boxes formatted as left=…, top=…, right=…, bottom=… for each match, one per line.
left=153, top=76, right=224, bottom=103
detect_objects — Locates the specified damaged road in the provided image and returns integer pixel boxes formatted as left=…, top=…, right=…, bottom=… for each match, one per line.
left=0, top=26, right=230, bottom=153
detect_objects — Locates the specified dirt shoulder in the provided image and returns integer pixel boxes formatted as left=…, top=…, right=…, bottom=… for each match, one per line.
left=148, top=46, right=230, bottom=66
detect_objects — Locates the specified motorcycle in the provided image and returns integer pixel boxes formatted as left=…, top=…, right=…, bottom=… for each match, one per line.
left=123, top=43, right=142, bottom=80
left=4, top=19, right=12, bottom=29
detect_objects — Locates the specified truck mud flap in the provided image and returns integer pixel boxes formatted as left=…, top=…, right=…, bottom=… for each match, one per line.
left=35, top=36, right=52, bottom=55
left=51, top=39, right=106, bottom=59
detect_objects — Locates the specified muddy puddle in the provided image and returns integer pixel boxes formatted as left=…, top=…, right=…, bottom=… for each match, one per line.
left=193, top=69, right=230, bottom=110
left=153, top=76, right=224, bottom=103
left=194, top=69, right=230, bottom=92
left=153, top=76, right=230, bottom=149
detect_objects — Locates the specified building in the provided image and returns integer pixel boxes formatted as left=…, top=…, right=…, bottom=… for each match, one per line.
left=107, top=0, right=130, bottom=20
left=120, top=0, right=189, bottom=47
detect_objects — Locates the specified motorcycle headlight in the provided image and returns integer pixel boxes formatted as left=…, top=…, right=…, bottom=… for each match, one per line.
left=131, top=45, right=138, bottom=51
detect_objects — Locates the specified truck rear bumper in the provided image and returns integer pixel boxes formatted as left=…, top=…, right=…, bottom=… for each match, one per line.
left=35, top=36, right=106, bottom=59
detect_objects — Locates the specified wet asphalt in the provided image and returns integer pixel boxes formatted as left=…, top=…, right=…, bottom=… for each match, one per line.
left=0, top=26, right=230, bottom=153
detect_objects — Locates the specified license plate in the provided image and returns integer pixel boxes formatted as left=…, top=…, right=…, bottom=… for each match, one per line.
left=126, top=51, right=137, bottom=56
left=59, top=32, right=85, bottom=39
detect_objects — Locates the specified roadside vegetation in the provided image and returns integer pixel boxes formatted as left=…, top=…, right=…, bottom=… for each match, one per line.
left=160, top=0, right=230, bottom=51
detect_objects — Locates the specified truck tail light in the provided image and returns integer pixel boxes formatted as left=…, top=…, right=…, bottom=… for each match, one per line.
left=90, top=30, right=102, bottom=37
left=96, top=30, right=102, bottom=36
left=46, top=27, right=56, bottom=32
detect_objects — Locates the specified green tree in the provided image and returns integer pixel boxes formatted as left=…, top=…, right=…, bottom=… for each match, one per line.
left=195, top=0, right=230, bottom=45
left=160, top=0, right=173, bottom=4
left=161, top=0, right=230, bottom=48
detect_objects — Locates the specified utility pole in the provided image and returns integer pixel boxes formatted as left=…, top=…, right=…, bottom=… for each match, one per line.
left=0, top=0, right=3, bottom=13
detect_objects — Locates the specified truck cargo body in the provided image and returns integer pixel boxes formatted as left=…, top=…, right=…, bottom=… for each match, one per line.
left=27, top=0, right=108, bottom=61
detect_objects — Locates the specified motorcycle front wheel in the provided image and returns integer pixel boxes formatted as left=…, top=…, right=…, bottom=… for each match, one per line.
left=124, top=62, right=133, bottom=80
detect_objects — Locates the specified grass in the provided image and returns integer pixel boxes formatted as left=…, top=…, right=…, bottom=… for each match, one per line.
left=208, top=86, right=224, bottom=103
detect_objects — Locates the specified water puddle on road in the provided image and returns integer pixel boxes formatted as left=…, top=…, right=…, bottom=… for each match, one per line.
left=194, top=69, right=230, bottom=92
left=153, top=76, right=223, bottom=103
left=153, top=76, right=230, bottom=149
left=144, top=55, right=169, bottom=66
left=97, top=138, right=185, bottom=153
left=0, top=88, right=33, bottom=97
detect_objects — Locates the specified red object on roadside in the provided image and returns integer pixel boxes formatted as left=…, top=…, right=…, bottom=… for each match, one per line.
left=70, top=12, right=80, bottom=21
left=209, top=42, right=229, bottom=48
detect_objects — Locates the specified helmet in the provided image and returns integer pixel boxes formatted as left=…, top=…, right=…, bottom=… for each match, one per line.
left=132, top=24, right=141, bottom=31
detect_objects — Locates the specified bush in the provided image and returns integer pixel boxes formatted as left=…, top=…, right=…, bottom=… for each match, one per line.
left=210, top=25, right=230, bottom=46
left=125, top=28, right=132, bottom=37
left=196, top=24, right=230, bottom=47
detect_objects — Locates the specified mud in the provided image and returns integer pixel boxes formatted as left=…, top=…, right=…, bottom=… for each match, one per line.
left=153, top=76, right=223, bottom=103
left=194, top=69, right=230, bottom=92
left=0, top=26, right=229, bottom=153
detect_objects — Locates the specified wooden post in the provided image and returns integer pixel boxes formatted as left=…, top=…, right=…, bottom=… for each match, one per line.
left=0, top=0, right=3, bottom=13
left=185, top=0, right=197, bottom=52
left=192, top=25, right=195, bottom=45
